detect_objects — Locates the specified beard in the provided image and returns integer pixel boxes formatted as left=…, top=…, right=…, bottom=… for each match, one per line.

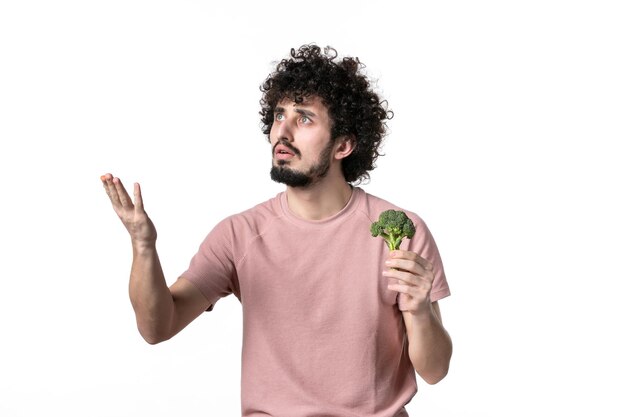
left=270, top=138, right=335, bottom=188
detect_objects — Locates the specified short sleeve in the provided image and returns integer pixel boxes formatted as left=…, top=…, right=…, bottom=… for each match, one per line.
left=406, top=216, right=450, bottom=302
left=179, top=218, right=239, bottom=311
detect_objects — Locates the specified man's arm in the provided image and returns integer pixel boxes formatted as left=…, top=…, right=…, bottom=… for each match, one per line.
left=384, top=250, right=453, bottom=384
left=130, top=242, right=210, bottom=344
left=401, top=302, right=452, bottom=384
left=101, top=174, right=211, bottom=344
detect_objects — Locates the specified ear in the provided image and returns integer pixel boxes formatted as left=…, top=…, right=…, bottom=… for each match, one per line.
left=333, top=135, right=356, bottom=160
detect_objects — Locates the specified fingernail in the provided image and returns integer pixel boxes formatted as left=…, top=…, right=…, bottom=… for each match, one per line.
left=100, top=175, right=106, bottom=181
left=385, top=260, right=392, bottom=265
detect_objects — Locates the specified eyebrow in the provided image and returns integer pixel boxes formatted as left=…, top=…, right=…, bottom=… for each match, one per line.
left=274, top=106, right=317, bottom=118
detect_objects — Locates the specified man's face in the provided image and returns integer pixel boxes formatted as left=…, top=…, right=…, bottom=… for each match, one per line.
left=269, top=96, right=337, bottom=188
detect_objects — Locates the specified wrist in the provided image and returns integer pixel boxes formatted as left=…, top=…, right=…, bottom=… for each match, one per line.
left=131, top=239, right=157, bottom=255
left=404, top=305, right=439, bottom=329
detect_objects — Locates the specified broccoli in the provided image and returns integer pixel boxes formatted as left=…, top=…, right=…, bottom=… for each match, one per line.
left=370, top=209, right=416, bottom=251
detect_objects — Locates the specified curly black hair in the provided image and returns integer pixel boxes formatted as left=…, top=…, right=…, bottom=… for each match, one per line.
left=260, top=44, right=392, bottom=184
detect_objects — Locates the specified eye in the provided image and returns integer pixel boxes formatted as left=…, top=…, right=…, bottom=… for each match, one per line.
left=300, top=115, right=311, bottom=124
left=275, top=113, right=285, bottom=121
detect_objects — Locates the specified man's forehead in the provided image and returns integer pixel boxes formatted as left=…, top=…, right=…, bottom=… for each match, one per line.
left=276, top=95, right=326, bottom=109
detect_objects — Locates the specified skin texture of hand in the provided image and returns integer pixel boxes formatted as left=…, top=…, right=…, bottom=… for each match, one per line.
left=100, top=173, right=157, bottom=245
left=383, top=250, right=434, bottom=317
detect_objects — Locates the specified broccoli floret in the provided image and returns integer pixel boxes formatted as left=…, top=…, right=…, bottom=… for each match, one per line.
left=370, top=209, right=416, bottom=251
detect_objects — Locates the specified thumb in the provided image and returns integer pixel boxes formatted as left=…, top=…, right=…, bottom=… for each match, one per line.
left=134, top=183, right=145, bottom=212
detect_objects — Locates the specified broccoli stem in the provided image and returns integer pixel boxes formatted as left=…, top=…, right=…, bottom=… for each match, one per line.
left=386, top=234, right=399, bottom=251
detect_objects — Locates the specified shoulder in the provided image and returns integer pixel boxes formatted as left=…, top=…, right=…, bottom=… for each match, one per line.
left=356, top=188, right=427, bottom=229
left=195, top=193, right=285, bottom=264
left=212, top=192, right=284, bottom=240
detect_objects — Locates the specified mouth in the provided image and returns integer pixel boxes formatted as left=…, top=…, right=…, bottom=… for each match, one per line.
left=273, top=143, right=298, bottom=160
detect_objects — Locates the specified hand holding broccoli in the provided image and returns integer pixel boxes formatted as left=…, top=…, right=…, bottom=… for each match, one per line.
left=373, top=210, right=435, bottom=317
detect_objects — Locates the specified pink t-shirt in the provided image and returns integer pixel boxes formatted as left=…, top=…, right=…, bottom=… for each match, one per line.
left=181, top=187, right=450, bottom=417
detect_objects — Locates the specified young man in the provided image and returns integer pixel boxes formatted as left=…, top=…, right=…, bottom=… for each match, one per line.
left=101, top=45, right=452, bottom=417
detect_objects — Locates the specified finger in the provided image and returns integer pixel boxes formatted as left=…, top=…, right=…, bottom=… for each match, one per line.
left=390, top=276, right=431, bottom=292
left=113, top=177, right=133, bottom=209
left=391, top=250, right=433, bottom=271
left=416, top=256, right=434, bottom=272
left=387, top=282, right=413, bottom=294
left=391, top=260, right=433, bottom=283
left=383, top=268, right=421, bottom=286
left=384, top=267, right=434, bottom=291
left=391, top=249, right=411, bottom=256
left=101, top=173, right=111, bottom=193
left=101, top=173, right=113, bottom=191
left=134, top=182, right=145, bottom=212
left=385, top=258, right=426, bottom=276
left=104, top=176, right=122, bottom=208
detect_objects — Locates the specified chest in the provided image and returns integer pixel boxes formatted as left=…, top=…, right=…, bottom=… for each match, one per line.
left=235, top=224, right=397, bottom=327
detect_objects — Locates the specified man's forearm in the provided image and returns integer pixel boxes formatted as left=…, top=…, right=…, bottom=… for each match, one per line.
left=402, top=305, right=452, bottom=384
left=129, top=242, right=174, bottom=344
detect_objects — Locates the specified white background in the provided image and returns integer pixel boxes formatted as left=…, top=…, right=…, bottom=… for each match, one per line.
left=1, top=1, right=625, bottom=416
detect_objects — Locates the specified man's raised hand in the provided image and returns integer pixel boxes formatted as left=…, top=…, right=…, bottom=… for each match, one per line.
left=100, top=173, right=157, bottom=246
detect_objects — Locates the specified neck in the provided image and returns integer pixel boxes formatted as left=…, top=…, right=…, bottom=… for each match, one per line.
left=285, top=177, right=354, bottom=221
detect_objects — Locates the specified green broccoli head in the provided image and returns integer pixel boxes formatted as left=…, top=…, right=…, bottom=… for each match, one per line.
left=370, top=209, right=416, bottom=251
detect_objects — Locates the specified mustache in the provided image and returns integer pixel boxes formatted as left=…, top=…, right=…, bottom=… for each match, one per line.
left=273, top=140, right=301, bottom=157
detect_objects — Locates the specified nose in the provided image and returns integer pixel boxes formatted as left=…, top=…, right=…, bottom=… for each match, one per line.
left=273, top=117, right=294, bottom=143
